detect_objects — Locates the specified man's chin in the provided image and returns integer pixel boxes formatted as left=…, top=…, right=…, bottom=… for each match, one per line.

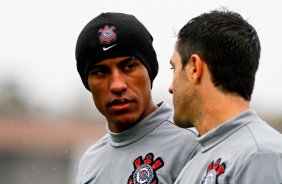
left=107, top=114, right=139, bottom=129
left=173, top=116, right=193, bottom=128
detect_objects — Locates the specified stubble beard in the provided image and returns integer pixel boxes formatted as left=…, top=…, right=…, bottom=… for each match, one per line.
left=173, top=87, right=201, bottom=128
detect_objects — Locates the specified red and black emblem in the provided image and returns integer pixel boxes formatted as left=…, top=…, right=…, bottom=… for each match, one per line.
left=128, top=153, right=164, bottom=184
left=201, top=158, right=226, bottom=184
left=98, top=25, right=116, bottom=44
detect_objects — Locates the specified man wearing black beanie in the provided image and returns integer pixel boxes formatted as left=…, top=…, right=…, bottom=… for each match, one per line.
left=75, top=12, right=199, bottom=184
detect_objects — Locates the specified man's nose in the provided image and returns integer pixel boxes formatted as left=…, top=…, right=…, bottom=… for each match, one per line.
left=168, top=83, right=173, bottom=94
left=109, top=71, right=127, bottom=93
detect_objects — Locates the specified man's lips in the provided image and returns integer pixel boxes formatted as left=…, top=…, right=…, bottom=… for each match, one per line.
left=107, top=98, right=134, bottom=111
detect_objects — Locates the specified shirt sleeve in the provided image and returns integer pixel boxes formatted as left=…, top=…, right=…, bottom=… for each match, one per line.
left=233, top=152, right=282, bottom=184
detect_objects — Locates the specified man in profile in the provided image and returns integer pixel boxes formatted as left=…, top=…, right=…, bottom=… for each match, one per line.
left=169, top=9, right=282, bottom=183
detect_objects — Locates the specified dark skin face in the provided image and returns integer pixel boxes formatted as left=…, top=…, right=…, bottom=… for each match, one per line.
left=88, top=56, right=157, bottom=133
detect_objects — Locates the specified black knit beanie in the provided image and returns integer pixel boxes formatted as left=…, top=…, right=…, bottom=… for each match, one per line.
left=75, top=12, right=159, bottom=90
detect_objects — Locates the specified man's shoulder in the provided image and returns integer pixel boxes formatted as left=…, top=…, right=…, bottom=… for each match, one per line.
left=76, top=134, right=109, bottom=183
left=80, top=134, right=109, bottom=162
left=232, top=151, right=282, bottom=183
left=221, top=120, right=282, bottom=169
left=244, top=120, right=282, bottom=152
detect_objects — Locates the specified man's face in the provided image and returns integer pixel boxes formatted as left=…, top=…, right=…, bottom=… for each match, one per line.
left=169, top=48, right=199, bottom=128
left=88, top=56, right=154, bottom=132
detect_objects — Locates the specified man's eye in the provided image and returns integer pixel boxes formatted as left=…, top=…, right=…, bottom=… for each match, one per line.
left=170, top=66, right=175, bottom=72
left=89, top=69, right=107, bottom=76
left=123, top=63, right=137, bottom=70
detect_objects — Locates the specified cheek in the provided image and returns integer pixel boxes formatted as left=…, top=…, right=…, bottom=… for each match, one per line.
left=89, top=84, right=107, bottom=111
left=88, top=79, right=106, bottom=97
left=91, top=92, right=109, bottom=117
left=172, top=75, right=189, bottom=106
left=131, top=78, right=151, bottom=103
left=91, top=92, right=102, bottom=108
left=131, top=71, right=151, bottom=96
left=172, top=74, right=182, bottom=95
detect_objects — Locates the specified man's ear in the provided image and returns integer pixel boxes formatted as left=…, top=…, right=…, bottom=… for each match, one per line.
left=189, top=54, right=203, bottom=83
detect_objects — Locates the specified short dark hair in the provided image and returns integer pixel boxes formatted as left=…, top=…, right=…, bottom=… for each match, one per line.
left=177, top=9, right=261, bottom=101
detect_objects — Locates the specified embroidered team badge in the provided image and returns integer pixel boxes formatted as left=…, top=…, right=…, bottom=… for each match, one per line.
left=98, top=25, right=116, bottom=44
left=201, top=158, right=226, bottom=184
left=128, top=153, right=164, bottom=184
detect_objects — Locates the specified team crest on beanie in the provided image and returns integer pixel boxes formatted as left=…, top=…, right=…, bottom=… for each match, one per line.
left=98, top=25, right=117, bottom=44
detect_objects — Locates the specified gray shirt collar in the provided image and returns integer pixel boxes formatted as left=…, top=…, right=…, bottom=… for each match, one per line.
left=107, top=101, right=173, bottom=147
left=197, top=109, right=261, bottom=153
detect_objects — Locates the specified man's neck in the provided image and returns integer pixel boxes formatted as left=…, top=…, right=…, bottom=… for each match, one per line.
left=196, top=93, right=249, bottom=136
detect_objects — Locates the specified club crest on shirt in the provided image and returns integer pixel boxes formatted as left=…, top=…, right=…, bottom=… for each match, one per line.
left=98, top=25, right=117, bottom=44
left=201, top=158, right=226, bottom=184
left=128, top=153, right=164, bottom=184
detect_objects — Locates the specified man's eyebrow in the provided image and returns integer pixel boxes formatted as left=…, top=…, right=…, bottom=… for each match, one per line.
left=119, top=57, right=136, bottom=64
left=88, top=63, right=108, bottom=72
left=89, top=57, right=136, bottom=70
left=170, top=59, right=173, bottom=66
left=89, top=63, right=104, bottom=68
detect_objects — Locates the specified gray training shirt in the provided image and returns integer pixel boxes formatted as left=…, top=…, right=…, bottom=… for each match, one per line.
left=75, top=102, right=199, bottom=184
left=175, top=109, right=282, bottom=184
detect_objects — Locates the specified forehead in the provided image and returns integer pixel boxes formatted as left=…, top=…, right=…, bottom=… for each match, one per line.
left=94, top=56, right=146, bottom=68
left=96, top=56, right=134, bottom=65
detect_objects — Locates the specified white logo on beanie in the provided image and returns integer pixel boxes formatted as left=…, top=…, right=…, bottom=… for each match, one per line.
left=103, top=44, right=117, bottom=51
